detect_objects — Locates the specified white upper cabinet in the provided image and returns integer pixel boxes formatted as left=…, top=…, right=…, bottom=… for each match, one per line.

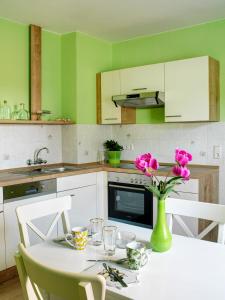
left=97, top=71, right=136, bottom=125
left=97, top=56, right=219, bottom=124
left=98, top=71, right=121, bottom=124
left=120, top=63, right=165, bottom=94
left=165, top=56, right=219, bottom=122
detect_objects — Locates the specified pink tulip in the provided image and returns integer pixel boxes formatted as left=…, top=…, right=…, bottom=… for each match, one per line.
left=135, top=153, right=159, bottom=176
left=172, top=165, right=190, bottom=180
left=175, top=149, right=192, bottom=167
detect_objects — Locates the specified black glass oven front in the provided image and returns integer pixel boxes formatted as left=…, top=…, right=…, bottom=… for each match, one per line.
left=108, top=182, right=153, bottom=228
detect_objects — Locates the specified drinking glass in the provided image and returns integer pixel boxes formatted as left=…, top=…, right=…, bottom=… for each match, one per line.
left=97, top=150, right=105, bottom=164
left=103, top=225, right=117, bottom=256
left=90, top=218, right=104, bottom=246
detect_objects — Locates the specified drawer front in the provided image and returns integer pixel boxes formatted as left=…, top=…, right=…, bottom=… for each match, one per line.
left=157, top=176, right=198, bottom=194
left=57, top=173, right=97, bottom=192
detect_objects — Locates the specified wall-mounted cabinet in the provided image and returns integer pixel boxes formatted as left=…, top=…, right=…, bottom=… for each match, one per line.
left=97, top=56, right=219, bottom=124
left=96, top=63, right=164, bottom=124
left=97, top=71, right=121, bottom=124
left=96, top=72, right=136, bottom=124
left=165, top=56, right=219, bottom=122
left=120, top=63, right=165, bottom=94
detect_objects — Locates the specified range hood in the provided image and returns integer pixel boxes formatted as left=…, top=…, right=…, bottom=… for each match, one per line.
left=112, top=91, right=165, bottom=108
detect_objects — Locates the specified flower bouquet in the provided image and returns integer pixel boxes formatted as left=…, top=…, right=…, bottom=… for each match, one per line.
left=135, top=149, right=192, bottom=252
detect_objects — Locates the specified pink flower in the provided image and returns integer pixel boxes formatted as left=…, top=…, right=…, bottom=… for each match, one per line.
left=135, top=153, right=159, bottom=177
left=175, top=149, right=192, bottom=167
left=172, top=165, right=190, bottom=180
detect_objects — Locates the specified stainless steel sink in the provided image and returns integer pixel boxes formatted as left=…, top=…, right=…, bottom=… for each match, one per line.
left=12, top=166, right=83, bottom=176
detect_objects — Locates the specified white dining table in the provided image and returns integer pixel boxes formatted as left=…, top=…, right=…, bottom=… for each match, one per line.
left=27, top=221, right=225, bottom=300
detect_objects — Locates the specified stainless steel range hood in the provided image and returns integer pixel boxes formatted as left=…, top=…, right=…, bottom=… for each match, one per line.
left=112, top=91, right=165, bottom=108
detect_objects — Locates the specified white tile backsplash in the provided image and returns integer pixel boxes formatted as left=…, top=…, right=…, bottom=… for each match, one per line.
left=1, top=122, right=224, bottom=204
left=83, top=124, right=111, bottom=162
left=0, top=125, right=62, bottom=169
left=111, top=123, right=224, bottom=204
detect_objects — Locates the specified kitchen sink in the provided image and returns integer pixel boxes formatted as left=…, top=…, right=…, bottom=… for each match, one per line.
left=12, top=166, right=83, bottom=176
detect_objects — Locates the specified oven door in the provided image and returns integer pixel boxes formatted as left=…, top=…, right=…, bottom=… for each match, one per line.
left=108, top=182, right=153, bottom=228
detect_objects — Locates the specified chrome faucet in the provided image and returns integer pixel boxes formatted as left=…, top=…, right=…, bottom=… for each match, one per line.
left=27, top=147, right=50, bottom=165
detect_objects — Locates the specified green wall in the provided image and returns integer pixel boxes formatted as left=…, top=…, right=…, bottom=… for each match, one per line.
left=75, top=32, right=112, bottom=123
left=42, top=31, right=61, bottom=118
left=61, top=32, right=77, bottom=121
left=112, top=19, right=225, bottom=123
left=0, top=19, right=29, bottom=109
left=0, top=18, right=61, bottom=119
left=60, top=32, right=112, bottom=123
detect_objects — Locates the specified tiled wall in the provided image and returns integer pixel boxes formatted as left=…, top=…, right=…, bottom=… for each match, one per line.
left=1, top=123, right=223, bottom=204
left=111, top=123, right=222, bottom=164
left=0, top=125, right=62, bottom=169
left=111, top=123, right=224, bottom=204
left=62, top=125, right=112, bottom=164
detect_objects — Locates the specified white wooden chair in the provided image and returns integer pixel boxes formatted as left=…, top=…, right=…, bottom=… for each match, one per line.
left=15, top=243, right=106, bottom=300
left=16, top=196, right=72, bottom=247
left=166, top=197, right=225, bottom=243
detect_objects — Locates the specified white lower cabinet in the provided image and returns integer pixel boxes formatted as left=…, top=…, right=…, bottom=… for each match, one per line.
left=57, top=185, right=97, bottom=229
left=0, top=211, right=6, bottom=271
left=4, top=193, right=57, bottom=268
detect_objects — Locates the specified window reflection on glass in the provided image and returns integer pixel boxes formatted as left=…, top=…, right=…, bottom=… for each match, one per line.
left=115, top=191, right=144, bottom=215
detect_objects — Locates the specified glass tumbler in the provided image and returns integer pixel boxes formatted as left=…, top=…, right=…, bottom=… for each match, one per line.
left=103, top=226, right=117, bottom=256
left=90, top=218, right=104, bottom=246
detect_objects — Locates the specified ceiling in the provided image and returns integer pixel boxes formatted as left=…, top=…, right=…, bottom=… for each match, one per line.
left=1, top=0, right=225, bottom=42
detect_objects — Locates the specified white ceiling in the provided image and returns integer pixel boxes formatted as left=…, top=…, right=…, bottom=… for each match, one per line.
left=1, top=0, right=225, bottom=42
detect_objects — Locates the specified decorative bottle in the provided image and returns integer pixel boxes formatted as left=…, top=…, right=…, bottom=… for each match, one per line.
left=2, top=100, right=11, bottom=119
left=17, top=103, right=29, bottom=120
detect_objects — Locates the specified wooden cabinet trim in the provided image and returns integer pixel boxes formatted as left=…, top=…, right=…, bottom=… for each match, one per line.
left=209, top=57, right=220, bottom=121
left=96, top=73, right=102, bottom=124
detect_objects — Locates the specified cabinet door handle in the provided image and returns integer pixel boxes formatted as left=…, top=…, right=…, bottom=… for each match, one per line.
left=132, top=88, right=147, bottom=91
left=104, top=118, right=118, bottom=121
left=165, top=115, right=182, bottom=118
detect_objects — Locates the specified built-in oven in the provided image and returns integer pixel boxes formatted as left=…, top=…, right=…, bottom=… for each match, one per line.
left=108, top=172, right=153, bottom=228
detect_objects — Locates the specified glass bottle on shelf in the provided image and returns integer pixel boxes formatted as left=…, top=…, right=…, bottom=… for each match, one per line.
left=17, top=103, right=29, bottom=120
left=2, top=100, right=11, bottom=120
left=11, top=104, right=19, bottom=120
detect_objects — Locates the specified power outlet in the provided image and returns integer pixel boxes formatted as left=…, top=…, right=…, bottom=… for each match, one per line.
left=213, top=145, right=222, bottom=159
left=124, top=144, right=134, bottom=151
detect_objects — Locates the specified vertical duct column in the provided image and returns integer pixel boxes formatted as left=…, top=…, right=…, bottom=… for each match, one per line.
left=30, top=25, right=41, bottom=120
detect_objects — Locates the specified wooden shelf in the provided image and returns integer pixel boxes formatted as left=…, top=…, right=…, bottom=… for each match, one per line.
left=0, top=120, right=74, bottom=125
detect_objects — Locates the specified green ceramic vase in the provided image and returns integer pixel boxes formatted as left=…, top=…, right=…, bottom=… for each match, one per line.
left=150, top=198, right=172, bottom=252
left=107, top=151, right=121, bottom=166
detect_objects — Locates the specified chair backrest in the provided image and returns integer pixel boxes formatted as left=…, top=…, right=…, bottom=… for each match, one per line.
left=16, top=196, right=72, bottom=247
left=15, top=243, right=106, bottom=300
left=166, top=197, right=225, bottom=243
